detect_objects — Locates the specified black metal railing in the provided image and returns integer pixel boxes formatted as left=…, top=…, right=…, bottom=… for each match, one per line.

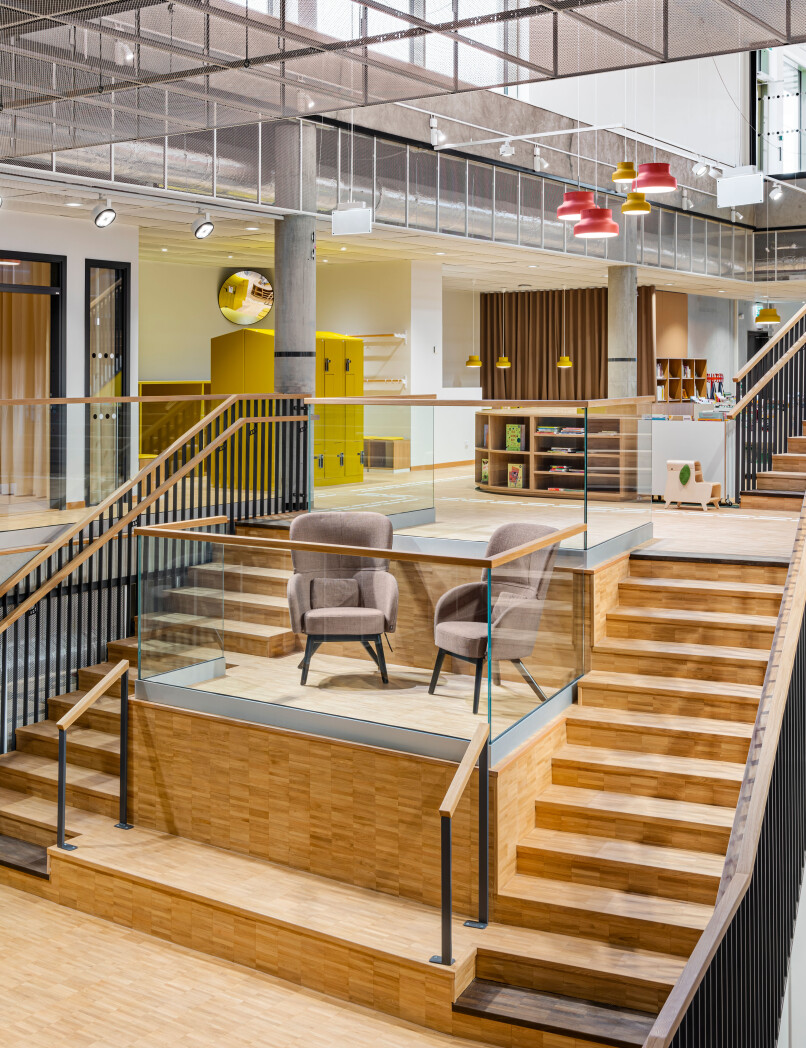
left=0, top=396, right=308, bottom=754
left=736, top=313, right=806, bottom=497
left=430, top=724, right=490, bottom=967
left=667, top=608, right=806, bottom=1048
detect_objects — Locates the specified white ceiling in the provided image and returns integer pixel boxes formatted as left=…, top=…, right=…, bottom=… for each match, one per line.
left=1, top=168, right=804, bottom=302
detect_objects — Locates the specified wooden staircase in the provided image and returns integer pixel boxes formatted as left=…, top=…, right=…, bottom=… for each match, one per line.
left=742, top=425, right=806, bottom=511
left=455, top=551, right=784, bottom=1048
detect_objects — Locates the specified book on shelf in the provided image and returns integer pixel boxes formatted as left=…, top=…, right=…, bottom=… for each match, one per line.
left=505, top=423, right=525, bottom=451
left=547, top=487, right=578, bottom=492
left=508, top=463, right=524, bottom=488
left=482, top=423, right=488, bottom=446
left=549, top=446, right=582, bottom=454
left=480, top=457, right=489, bottom=483
left=560, top=427, right=584, bottom=434
left=537, top=425, right=560, bottom=433
left=656, top=384, right=665, bottom=402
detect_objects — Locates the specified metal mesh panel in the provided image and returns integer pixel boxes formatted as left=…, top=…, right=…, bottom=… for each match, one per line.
left=692, top=217, right=707, bottom=274
left=775, top=230, right=806, bottom=279
left=339, top=129, right=374, bottom=208
left=438, top=153, right=466, bottom=234
left=113, top=137, right=165, bottom=187
left=706, top=221, right=721, bottom=276
left=605, top=194, right=625, bottom=262
left=519, top=172, right=542, bottom=248
left=468, top=160, right=494, bottom=241
left=315, top=123, right=339, bottom=215
left=374, top=137, right=407, bottom=225
left=494, top=168, right=518, bottom=244
left=409, top=145, right=437, bottom=231
left=720, top=225, right=734, bottom=279
left=660, top=208, right=676, bottom=269
left=733, top=229, right=748, bottom=279
left=216, top=122, right=259, bottom=201
left=542, top=180, right=565, bottom=252
left=676, top=213, right=692, bottom=271
left=55, top=142, right=112, bottom=180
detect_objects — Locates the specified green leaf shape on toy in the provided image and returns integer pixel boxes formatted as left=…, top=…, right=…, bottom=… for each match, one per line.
left=679, top=463, right=691, bottom=486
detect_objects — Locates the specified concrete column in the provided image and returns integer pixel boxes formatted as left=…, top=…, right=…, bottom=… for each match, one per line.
left=274, top=121, right=317, bottom=394
left=607, top=264, right=638, bottom=398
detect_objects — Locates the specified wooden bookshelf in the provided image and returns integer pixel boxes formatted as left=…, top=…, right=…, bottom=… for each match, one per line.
left=655, top=357, right=708, bottom=403
left=475, top=409, right=644, bottom=501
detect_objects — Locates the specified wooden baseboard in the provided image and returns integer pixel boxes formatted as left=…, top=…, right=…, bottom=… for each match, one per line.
left=411, top=459, right=474, bottom=472
left=65, top=500, right=86, bottom=510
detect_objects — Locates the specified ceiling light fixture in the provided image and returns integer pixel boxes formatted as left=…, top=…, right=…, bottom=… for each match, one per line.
left=245, top=226, right=259, bottom=232
left=429, top=115, right=443, bottom=147
left=574, top=207, right=619, bottom=239
left=114, top=40, right=135, bottom=64
left=756, top=305, right=781, bottom=325
left=465, top=353, right=482, bottom=367
left=622, top=192, right=651, bottom=216
left=557, top=286, right=572, bottom=369
left=692, top=161, right=708, bottom=176
left=161, top=247, right=168, bottom=253
left=731, top=208, right=744, bottom=222
left=709, top=165, right=723, bottom=179
left=435, top=251, right=446, bottom=256
left=65, top=201, right=83, bottom=208
left=770, top=185, right=784, bottom=201
left=192, top=212, right=214, bottom=239
left=681, top=189, right=695, bottom=212
left=499, top=140, right=515, bottom=157
left=557, top=190, right=595, bottom=222
left=92, top=199, right=116, bottom=228
left=612, top=161, right=637, bottom=184
left=533, top=145, right=549, bottom=172
left=0, top=259, right=21, bottom=266
left=340, top=246, right=346, bottom=251
left=633, top=162, right=678, bottom=195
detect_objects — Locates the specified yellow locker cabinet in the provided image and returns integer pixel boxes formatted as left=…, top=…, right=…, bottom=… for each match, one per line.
left=210, top=328, right=363, bottom=488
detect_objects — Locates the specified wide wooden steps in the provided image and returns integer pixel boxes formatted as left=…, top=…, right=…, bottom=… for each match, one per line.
left=78, top=661, right=136, bottom=694
left=453, top=979, right=655, bottom=1048
left=15, top=721, right=120, bottom=775
left=591, top=637, right=768, bottom=685
left=741, top=491, right=804, bottom=512
left=190, top=561, right=292, bottom=596
left=627, top=555, right=787, bottom=584
left=0, top=785, right=111, bottom=847
left=604, top=606, right=776, bottom=649
left=0, top=832, right=48, bottom=879
left=0, top=751, right=118, bottom=817
left=756, top=471, right=806, bottom=492
left=577, top=671, right=762, bottom=722
left=47, top=689, right=121, bottom=732
left=51, top=825, right=685, bottom=1023
left=136, top=611, right=296, bottom=658
left=165, top=585, right=291, bottom=627
left=564, top=706, right=752, bottom=762
left=496, top=870, right=711, bottom=955
left=616, top=575, right=784, bottom=615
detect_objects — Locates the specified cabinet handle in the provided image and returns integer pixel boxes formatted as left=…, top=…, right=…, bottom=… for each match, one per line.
left=316, top=454, right=324, bottom=468
left=345, top=358, right=351, bottom=372
left=324, top=357, right=330, bottom=372
left=338, top=452, right=344, bottom=466
left=359, top=450, right=365, bottom=465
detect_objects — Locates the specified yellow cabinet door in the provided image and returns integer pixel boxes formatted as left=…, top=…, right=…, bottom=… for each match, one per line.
left=323, top=404, right=346, bottom=484
left=323, top=338, right=345, bottom=399
left=243, top=329, right=275, bottom=397
left=345, top=404, right=364, bottom=483
left=210, top=331, right=245, bottom=394
left=344, top=337, right=364, bottom=397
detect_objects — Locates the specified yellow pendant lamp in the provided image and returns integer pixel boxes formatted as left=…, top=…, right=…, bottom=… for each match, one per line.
left=465, top=353, right=482, bottom=367
left=756, top=305, right=781, bottom=325
left=557, top=286, right=573, bottom=369
left=622, top=191, right=651, bottom=216
left=495, top=355, right=511, bottom=368
left=612, top=161, right=637, bottom=184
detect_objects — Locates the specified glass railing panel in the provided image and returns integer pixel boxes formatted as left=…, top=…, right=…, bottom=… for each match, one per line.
left=138, top=527, right=225, bottom=683
left=311, top=403, right=434, bottom=526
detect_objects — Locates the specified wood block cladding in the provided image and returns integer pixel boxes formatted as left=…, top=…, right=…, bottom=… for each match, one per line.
left=130, top=701, right=482, bottom=912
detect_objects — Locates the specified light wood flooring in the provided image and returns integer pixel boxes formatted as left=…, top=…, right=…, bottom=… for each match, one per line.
left=0, top=882, right=488, bottom=1048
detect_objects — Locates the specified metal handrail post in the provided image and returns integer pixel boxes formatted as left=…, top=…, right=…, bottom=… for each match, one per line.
left=430, top=814, right=454, bottom=965
left=56, top=728, right=77, bottom=851
left=115, top=669, right=132, bottom=830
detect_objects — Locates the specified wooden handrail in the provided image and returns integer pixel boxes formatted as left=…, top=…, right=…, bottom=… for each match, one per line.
left=57, top=659, right=129, bottom=732
left=0, top=412, right=295, bottom=636
left=306, top=396, right=654, bottom=409
left=734, top=301, right=806, bottom=383
left=439, top=724, right=490, bottom=818
left=644, top=492, right=806, bottom=1048
left=132, top=521, right=586, bottom=570
left=0, top=392, right=291, bottom=406
left=146, top=515, right=229, bottom=531
left=727, top=329, right=806, bottom=419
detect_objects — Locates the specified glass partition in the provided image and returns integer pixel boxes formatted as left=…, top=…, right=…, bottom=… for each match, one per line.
left=137, top=523, right=585, bottom=747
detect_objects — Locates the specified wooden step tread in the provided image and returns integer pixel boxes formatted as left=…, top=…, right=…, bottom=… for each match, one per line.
left=194, top=562, right=292, bottom=582
left=167, top=586, right=288, bottom=609
left=579, top=671, right=762, bottom=701
left=16, top=720, right=120, bottom=754
left=621, top=576, right=783, bottom=597
left=0, top=831, right=48, bottom=879
left=593, top=637, right=769, bottom=665
left=52, top=825, right=684, bottom=991
left=756, top=470, right=806, bottom=481
left=145, top=611, right=294, bottom=639
left=453, top=979, right=655, bottom=1048
left=607, top=606, right=777, bottom=632
left=0, top=751, right=119, bottom=796
left=501, top=872, right=713, bottom=931
left=0, top=786, right=111, bottom=836
left=555, top=745, right=746, bottom=784
left=48, top=689, right=121, bottom=716
left=80, top=660, right=135, bottom=682
left=518, top=827, right=725, bottom=880
left=537, top=784, right=735, bottom=831
left=566, top=705, right=754, bottom=740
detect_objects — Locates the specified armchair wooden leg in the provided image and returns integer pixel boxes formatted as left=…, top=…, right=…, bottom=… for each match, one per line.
left=300, top=636, right=318, bottom=686
left=473, top=658, right=484, bottom=716
left=375, top=635, right=389, bottom=684
left=429, top=649, right=446, bottom=695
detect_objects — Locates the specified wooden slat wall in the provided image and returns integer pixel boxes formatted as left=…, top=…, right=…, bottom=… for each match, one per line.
left=130, top=701, right=481, bottom=912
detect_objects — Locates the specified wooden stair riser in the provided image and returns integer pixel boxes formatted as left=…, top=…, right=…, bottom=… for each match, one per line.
left=0, top=766, right=117, bottom=818
left=515, top=843, right=719, bottom=906
left=617, top=580, right=782, bottom=617
left=551, top=754, right=741, bottom=807
left=627, top=559, right=788, bottom=585
left=166, top=590, right=290, bottom=628
left=605, top=613, right=774, bottom=651
left=577, top=680, right=759, bottom=724
left=474, top=952, right=672, bottom=1015
left=772, top=453, right=806, bottom=472
left=786, top=436, right=806, bottom=454
left=590, top=647, right=766, bottom=686
left=213, top=545, right=293, bottom=570
left=46, top=697, right=120, bottom=734
left=141, top=620, right=296, bottom=659
left=189, top=564, right=289, bottom=598
left=741, top=493, right=804, bottom=511
left=756, top=473, right=806, bottom=493
left=0, top=811, right=57, bottom=849
left=77, top=666, right=136, bottom=694
left=14, top=728, right=120, bottom=776
left=565, top=719, right=751, bottom=764
left=492, top=891, right=703, bottom=957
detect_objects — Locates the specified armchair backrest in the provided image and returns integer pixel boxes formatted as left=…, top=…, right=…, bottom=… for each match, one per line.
left=289, top=511, right=393, bottom=577
left=482, top=522, right=558, bottom=602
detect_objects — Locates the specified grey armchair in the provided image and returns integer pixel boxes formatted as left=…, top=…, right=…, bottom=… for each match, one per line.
left=287, top=511, right=399, bottom=685
left=428, top=523, right=558, bottom=714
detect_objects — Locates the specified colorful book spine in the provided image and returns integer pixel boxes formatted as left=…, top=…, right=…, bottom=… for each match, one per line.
left=505, top=423, right=525, bottom=451
left=480, top=458, right=489, bottom=483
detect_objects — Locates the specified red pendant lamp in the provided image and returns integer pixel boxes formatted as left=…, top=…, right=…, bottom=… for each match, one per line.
left=633, top=162, right=677, bottom=195
left=557, top=189, right=595, bottom=222
left=573, top=206, right=619, bottom=239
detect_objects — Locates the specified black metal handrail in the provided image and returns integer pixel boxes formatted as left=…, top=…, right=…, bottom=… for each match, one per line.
left=56, top=659, right=130, bottom=850
left=430, top=723, right=490, bottom=967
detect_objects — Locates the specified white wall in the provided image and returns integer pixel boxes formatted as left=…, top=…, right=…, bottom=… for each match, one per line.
left=443, top=288, right=483, bottom=390
left=409, top=261, right=443, bottom=396
left=527, top=54, right=748, bottom=169
left=688, top=295, right=738, bottom=395
left=139, top=259, right=273, bottom=380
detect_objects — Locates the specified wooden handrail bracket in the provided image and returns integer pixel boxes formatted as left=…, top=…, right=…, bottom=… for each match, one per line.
left=439, top=724, right=490, bottom=818
left=57, top=660, right=129, bottom=732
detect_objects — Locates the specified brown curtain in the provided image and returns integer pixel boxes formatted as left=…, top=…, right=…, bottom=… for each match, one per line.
left=0, top=292, right=51, bottom=500
left=480, top=286, right=657, bottom=400
left=637, top=285, right=657, bottom=398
